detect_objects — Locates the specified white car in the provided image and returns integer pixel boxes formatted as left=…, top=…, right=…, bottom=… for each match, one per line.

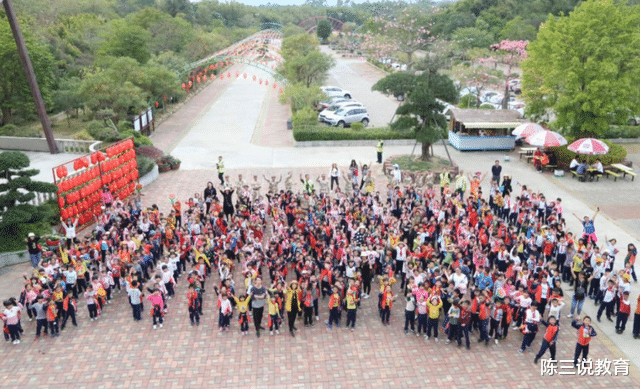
left=480, top=91, right=498, bottom=103
left=322, top=107, right=369, bottom=127
left=319, top=102, right=364, bottom=122
left=459, top=86, right=479, bottom=98
left=321, top=86, right=352, bottom=99
left=317, top=97, right=354, bottom=111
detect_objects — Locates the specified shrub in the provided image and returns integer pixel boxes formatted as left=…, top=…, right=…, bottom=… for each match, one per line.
left=87, top=122, right=118, bottom=141
left=458, top=94, right=478, bottom=108
left=0, top=124, right=41, bottom=137
left=548, top=140, right=627, bottom=169
left=136, top=145, right=164, bottom=161
left=603, top=125, right=640, bottom=139
left=73, top=129, right=93, bottom=140
left=119, top=130, right=153, bottom=147
left=351, top=122, right=364, bottom=131
left=479, top=103, right=495, bottom=109
left=136, top=155, right=155, bottom=177
left=293, top=125, right=413, bottom=141
left=292, top=107, right=318, bottom=127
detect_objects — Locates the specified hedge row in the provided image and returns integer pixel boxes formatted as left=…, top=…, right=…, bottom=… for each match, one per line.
left=603, top=125, right=640, bottom=139
left=548, top=140, right=627, bottom=169
left=293, top=125, right=414, bottom=142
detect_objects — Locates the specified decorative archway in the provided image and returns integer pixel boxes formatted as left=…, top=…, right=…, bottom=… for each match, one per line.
left=298, top=16, right=344, bottom=33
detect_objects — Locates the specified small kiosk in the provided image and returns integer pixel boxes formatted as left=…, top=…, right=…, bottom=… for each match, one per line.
left=447, top=108, right=524, bottom=151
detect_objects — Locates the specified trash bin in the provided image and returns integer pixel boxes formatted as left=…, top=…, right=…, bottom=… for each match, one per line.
left=287, top=119, right=293, bottom=130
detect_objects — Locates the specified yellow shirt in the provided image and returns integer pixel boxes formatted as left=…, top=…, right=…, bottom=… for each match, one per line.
left=234, top=298, right=250, bottom=314
left=427, top=300, right=442, bottom=319
left=346, top=293, right=357, bottom=310
left=268, top=300, right=279, bottom=316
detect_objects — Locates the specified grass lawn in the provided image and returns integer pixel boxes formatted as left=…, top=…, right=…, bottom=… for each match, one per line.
left=16, top=113, right=90, bottom=139
left=390, top=155, right=451, bottom=172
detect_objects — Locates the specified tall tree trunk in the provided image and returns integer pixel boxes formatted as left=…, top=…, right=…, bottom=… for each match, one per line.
left=421, top=142, right=431, bottom=161
left=502, top=82, right=510, bottom=110
left=1, top=106, right=12, bottom=125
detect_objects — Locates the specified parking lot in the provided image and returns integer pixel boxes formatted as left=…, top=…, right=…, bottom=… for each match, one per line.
left=320, top=46, right=400, bottom=128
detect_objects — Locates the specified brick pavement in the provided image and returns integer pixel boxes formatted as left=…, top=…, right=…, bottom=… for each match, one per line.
left=2, top=166, right=640, bottom=388
left=1, top=254, right=638, bottom=388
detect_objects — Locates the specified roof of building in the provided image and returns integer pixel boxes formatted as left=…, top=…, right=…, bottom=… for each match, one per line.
left=447, top=108, right=525, bottom=129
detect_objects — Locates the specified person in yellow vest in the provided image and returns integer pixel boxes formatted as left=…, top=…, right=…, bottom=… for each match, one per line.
left=454, top=170, right=469, bottom=199
left=268, top=295, right=280, bottom=335
left=345, top=285, right=360, bottom=330
left=285, top=281, right=302, bottom=337
left=216, top=156, right=225, bottom=185
left=376, top=140, right=384, bottom=163
left=439, top=168, right=451, bottom=196
left=426, top=296, right=443, bottom=341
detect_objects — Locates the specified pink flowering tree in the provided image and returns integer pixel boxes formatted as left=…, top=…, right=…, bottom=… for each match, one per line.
left=362, top=8, right=433, bottom=68
left=487, top=39, right=528, bottom=109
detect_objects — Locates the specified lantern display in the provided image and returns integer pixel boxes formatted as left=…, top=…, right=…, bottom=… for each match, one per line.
left=56, top=166, right=68, bottom=179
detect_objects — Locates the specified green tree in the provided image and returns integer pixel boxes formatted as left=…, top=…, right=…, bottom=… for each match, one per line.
left=79, top=57, right=148, bottom=119
left=316, top=19, right=332, bottom=42
left=99, top=20, right=152, bottom=64
left=280, top=34, right=335, bottom=87
left=54, top=77, right=83, bottom=127
left=0, top=151, right=58, bottom=228
left=0, top=19, right=55, bottom=125
left=522, top=0, right=640, bottom=137
left=373, top=72, right=458, bottom=160
left=500, top=16, right=537, bottom=41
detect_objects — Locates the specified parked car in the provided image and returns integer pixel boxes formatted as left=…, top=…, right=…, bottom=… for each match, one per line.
left=317, top=97, right=354, bottom=111
left=320, top=86, right=352, bottom=99
left=480, top=91, right=499, bottom=103
left=322, top=107, right=370, bottom=127
left=459, top=86, right=479, bottom=98
left=319, top=102, right=364, bottom=122
left=509, top=79, right=521, bottom=94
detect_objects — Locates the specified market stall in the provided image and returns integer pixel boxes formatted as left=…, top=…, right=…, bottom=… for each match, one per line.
left=447, top=108, right=525, bottom=151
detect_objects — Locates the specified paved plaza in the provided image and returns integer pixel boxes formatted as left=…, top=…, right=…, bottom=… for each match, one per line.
left=3, top=49, right=640, bottom=388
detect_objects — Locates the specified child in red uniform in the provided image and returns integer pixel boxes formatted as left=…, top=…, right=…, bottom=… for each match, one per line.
left=616, top=291, right=631, bottom=334
left=572, top=316, right=597, bottom=367
left=46, top=299, right=59, bottom=338
left=326, top=286, right=341, bottom=329
left=534, top=316, right=559, bottom=364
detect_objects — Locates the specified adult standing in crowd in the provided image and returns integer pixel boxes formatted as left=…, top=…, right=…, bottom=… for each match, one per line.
left=250, top=276, right=268, bottom=338
left=25, top=232, right=42, bottom=268
left=491, top=160, right=502, bottom=186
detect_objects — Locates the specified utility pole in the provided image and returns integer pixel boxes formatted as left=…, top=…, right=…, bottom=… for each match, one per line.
left=3, top=0, right=58, bottom=154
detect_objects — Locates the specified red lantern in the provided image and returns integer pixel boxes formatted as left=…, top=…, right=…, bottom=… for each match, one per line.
left=81, top=157, right=89, bottom=168
left=61, top=208, right=69, bottom=220
left=58, top=197, right=64, bottom=209
left=55, top=166, right=68, bottom=179
left=73, top=160, right=81, bottom=171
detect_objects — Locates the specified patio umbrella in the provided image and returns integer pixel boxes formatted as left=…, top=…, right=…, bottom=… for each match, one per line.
left=512, top=123, right=545, bottom=139
left=525, top=130, right=568, bottom=147
left=567, top=138, right=609, bottom=155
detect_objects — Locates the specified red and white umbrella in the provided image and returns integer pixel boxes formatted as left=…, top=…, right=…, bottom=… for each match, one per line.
left=525, top=130, right=568, bottom=147
left=512, top=123, right=545, bottom=139
left=567, top=138, right=609, bottom=155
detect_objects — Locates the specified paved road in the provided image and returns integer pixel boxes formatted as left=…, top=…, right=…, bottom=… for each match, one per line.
left=321, top=46, right=400, bottom=128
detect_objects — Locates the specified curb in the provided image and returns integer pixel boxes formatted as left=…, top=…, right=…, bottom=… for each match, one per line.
left=294, top=139, right=415, bottom=147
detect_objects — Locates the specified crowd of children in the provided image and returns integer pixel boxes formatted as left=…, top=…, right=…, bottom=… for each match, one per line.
left=2, top=166, right=638, bottom=369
